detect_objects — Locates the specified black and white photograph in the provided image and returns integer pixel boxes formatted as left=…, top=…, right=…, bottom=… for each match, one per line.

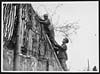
left=1, top=1, right=99, bottom=72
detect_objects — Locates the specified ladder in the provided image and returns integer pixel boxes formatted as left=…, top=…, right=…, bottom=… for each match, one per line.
left=44, top=34, right=63, bottom=71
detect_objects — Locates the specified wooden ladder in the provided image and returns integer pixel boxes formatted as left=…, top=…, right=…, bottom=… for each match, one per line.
left=44, top=34, right=63, bottom=71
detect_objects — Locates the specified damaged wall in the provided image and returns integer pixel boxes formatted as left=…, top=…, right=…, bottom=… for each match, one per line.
left=3, top=4, right=63, bottom=71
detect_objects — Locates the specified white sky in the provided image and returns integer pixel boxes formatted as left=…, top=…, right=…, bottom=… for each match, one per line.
left=32, top=1, right=99, bottom=71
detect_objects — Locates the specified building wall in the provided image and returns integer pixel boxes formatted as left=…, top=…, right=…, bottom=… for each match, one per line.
left=3, top=4, right=63, bottom=71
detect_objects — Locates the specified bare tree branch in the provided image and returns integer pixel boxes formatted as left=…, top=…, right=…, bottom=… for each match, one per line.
left=54, top=21, right=80, bottom=43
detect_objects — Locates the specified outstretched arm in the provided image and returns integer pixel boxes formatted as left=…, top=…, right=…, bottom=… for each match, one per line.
left=54, top=43, right=67, bottom=51
left=35, top=15, right=49, bottom=24
left=54, top=43, right=63, bottom=50
left=35, top=14, right=44, bottom=21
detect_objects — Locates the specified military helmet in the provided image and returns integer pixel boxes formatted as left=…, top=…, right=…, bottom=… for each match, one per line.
left=63, top=37, right=69, bottom=43
left=44, top=14, right=48, bottom=17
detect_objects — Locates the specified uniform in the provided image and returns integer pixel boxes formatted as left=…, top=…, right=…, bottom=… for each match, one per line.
left=35, top=14, right=51, bottom=37
left=35, top=14, right=55, bottom=45
left=58, top=44, right=68, bottom=71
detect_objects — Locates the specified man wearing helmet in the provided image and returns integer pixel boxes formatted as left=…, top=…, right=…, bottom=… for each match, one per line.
left=55, top=37, right=69, bottom=71
left=35, top=14, right=56, bottom=47
left=35, top=14, right=51, bottom=38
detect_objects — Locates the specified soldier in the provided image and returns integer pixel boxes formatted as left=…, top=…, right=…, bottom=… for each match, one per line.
left=35, top=14, right=60, bottom=55
left=35, top=14, right=50, bottom=37
left=35, top=14, right=55, bottom=44
left=57, top=38, right=69, bottom=71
